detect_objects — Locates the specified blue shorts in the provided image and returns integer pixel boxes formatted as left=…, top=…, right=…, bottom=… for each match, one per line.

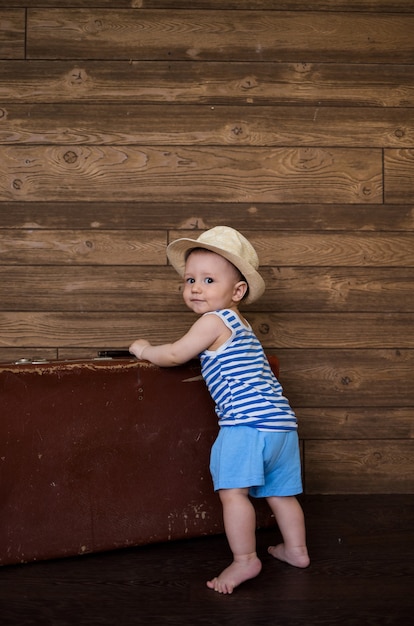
left=210, top=426, right=303, bottom=497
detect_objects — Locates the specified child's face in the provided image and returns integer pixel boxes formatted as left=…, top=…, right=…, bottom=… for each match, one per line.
left=183, top=249, right=247, bottom=314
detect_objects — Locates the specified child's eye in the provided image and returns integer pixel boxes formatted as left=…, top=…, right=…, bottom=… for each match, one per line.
left=186, top=277, right=195, bottom=284
left=204, top=277, right=214, bottom=284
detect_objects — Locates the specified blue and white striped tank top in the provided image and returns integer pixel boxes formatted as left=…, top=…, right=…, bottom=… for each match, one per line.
left=199, top=309, right=297, bottom=432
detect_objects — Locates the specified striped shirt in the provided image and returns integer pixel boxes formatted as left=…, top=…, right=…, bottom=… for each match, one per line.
left=199, top=309, right=297, bottom=432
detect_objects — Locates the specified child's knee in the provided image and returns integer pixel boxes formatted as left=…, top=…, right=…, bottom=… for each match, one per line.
left=218, top=487, right=249, bottom=503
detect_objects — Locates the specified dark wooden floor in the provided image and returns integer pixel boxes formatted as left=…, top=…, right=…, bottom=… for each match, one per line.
left=0, top=496, right=413, bottom=626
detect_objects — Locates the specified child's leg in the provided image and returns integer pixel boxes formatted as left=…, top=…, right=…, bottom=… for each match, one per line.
left=206, top=488, right=262, bottom=594
left=266, top=495, right=310, bottom=568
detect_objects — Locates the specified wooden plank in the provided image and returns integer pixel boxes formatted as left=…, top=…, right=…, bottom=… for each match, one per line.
left=7, top=1, right=130, bottom=6
left=305, top=440, right=414, bottom=494
left=0, top=231, right=167, bottom=265
left=1, top=266, right=413, bottom=313
left=0, top=348, right=57, bottom=363
left=273, top=348, right=414, bottom=407
left=0, top=312, right=197, bottom=348
left=149, top=0, right=414, bottom=9
left=0, top=266, right=180, bottom=312
left=6, top=1, right=414, bottom=11
left=262, top=267, right=414, bottom=312
left=297, top=407, right=414, bottom=440
left=1, top=229, right=411, bottom=266
left=384, top=149, right=414, bottom=203
left=1, top=230, right=411, bottom=266
left=2, top=61, right=413, bottom=107
left=277, top=232, right=414, bottom=267
left=0, top=202, right=412, bottom=231
left=249, top=312, right=414, bottom=349
left=0, top=146, right=383, bottom=203
left=1, top=104, right=413, bottom=148
left=170, top=230, right=414, bottom=267
left=26, top=10, right=414, bottom=63
left=259, top=232, right=414, bottom=267
left=0, top=10, right=25, bottom=60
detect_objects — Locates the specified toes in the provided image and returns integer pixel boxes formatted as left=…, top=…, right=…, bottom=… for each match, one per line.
left=206, top=577, right=218, bottom=590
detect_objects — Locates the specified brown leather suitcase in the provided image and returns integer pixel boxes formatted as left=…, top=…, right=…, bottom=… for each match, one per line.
left=0, top=356, right=278, bottom=566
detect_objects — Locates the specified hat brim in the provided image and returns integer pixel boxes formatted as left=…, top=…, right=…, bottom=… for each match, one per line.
left=167, top=237, right=265, bottom=304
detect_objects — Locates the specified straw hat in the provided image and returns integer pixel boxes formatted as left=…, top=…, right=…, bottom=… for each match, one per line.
left=166, top=226, right=265, bottom=304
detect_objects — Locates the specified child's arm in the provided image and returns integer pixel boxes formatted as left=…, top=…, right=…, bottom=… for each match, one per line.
left=129, top=313, right=230, bottom=367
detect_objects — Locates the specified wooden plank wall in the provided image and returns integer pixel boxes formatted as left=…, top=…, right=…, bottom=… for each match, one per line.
left=0, top=1, right=413, bottom=494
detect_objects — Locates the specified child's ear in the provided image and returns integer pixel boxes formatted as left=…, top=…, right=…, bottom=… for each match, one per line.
left=233, top=281, right=248, bottom=302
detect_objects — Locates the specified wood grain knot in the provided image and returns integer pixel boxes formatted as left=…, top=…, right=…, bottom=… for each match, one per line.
left=241, top=77, right=258, bottom=90
left=63, top=151, right=78, bottom=164
left=259, top=323, right=270, bottom=335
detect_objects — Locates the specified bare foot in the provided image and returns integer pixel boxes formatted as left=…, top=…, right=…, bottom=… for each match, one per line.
left=206, top=555, right=262, bottom=594
left=268, top=543, right=310, bottom=568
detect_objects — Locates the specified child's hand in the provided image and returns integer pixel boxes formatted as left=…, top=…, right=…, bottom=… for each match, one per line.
left=129, top=339, right=150, bottom=360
